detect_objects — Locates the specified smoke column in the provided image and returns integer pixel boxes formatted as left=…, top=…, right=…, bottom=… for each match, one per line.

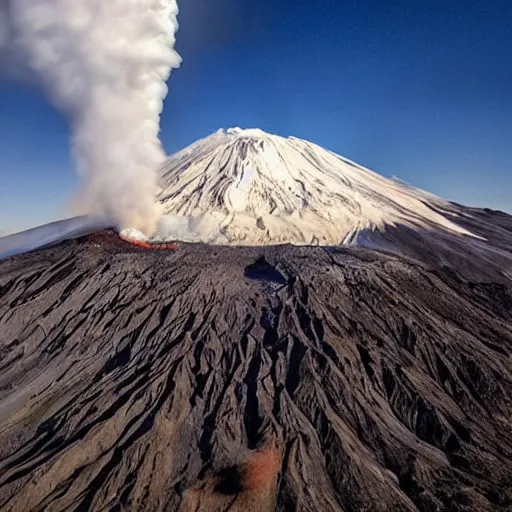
left=2, top=0, right=181, bottom=235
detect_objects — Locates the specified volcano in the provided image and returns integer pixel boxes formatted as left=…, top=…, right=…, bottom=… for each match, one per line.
left=0, top=129, right=512, bottom=512
left=156, top=128, right=474, bottom=246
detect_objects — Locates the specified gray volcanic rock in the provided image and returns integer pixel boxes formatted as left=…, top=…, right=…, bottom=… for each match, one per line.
left=0, top=230, right=511, bottom=511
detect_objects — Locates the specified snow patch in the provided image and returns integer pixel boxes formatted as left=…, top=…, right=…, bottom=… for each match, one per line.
left=0, top=216, right=108, bottom=260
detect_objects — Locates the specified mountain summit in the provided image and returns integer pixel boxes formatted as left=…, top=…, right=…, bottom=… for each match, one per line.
left=158, top=128, right=473, bottom=245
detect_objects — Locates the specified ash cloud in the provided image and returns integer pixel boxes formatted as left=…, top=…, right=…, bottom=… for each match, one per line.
left=0, top=1, right=181, bottom=235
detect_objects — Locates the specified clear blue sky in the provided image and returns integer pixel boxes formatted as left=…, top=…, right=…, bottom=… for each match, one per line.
left=1, top=0, right=511, bottom=233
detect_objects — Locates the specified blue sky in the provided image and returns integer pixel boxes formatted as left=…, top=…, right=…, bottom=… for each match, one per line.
left=1, top=0, right=511, bottom=232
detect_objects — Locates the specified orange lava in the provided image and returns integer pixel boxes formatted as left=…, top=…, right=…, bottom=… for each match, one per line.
left=119, top=235, right=180, bottom=251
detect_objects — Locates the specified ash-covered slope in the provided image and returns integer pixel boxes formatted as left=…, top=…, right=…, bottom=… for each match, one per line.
left=1, top=231, right=512, bottom=511
left=158, top=128, right=474, bottom=245
left=0, top=217, right=109, bottom=260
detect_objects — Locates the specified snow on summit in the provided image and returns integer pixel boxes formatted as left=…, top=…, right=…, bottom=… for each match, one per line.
left=154, top=128, right=474, bottom=245
left=0, top=127, right=478, bottom=260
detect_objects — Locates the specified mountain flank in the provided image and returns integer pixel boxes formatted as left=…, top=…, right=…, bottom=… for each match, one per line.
left=0, top=230, right=511, bottom=511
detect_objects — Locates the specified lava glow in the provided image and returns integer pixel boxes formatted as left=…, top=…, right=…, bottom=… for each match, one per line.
left=119, top=235, right=180, bottom=251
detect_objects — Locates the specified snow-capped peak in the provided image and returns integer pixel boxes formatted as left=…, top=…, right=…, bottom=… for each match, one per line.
left=156, top=128, right=475, bottom=246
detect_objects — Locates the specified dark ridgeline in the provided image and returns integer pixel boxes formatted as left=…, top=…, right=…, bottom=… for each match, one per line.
left=0, top=210, right=511, bottom=511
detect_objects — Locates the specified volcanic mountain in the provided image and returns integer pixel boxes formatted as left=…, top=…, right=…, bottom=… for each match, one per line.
left=0, top=129, right=512, bottom=512
left=155, top=128, right=473, bottom=246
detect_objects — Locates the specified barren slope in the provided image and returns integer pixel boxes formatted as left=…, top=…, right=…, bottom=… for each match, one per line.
left=0, top=231, right=511, bottom=511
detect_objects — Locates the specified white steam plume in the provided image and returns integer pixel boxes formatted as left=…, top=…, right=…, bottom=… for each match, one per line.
left=2, top=0, right=181, bottom=235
